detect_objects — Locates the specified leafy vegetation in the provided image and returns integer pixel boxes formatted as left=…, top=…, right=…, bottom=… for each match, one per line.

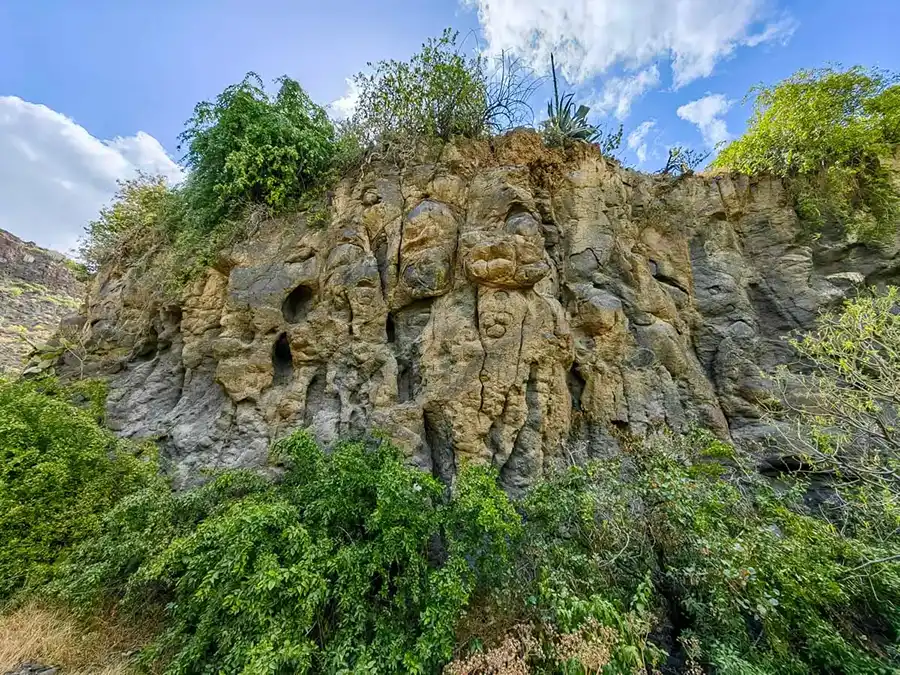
left=0, top=377, right=157, bottom=600
left=347, top=29, right=537, bottom=157
left=769, top=286, right=900, bottom=497
left=659, top=146, right=710, bottom=176
left=542, top=54, right=622, bottom=155
left=1, top=377, right=897, bottom=672
left=178, top=72, right=338, bottom=231
left=77, top=173, right=177, bottom=273
left=713, top=66, right=900, bottom=241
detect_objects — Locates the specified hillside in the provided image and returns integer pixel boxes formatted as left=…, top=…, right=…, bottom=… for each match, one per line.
left=0, top=229, right=83, bottom=374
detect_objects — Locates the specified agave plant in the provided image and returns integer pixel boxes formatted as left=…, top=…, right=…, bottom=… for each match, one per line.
left=542, top=55, right=621, bottom=154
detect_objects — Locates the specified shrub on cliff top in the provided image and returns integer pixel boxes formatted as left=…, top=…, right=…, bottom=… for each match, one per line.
left=347, top=29, right=536, bottom=156
left=178, top=72, right=338, bottom=232
left=713, top=66, right=900, bottom=241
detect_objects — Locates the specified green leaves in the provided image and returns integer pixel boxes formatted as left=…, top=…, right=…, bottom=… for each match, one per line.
left=0, top=377, right=158, bottom=600
left=178, top=73, right=338, bottom=232
left=713, top=66, right=900, bottom=241
left=57, top=431, right=522, bottom=674
left=542, top=53, right=623, bottom=154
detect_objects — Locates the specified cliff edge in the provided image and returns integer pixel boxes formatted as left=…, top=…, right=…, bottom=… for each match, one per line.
left=48, top=130, right=900, bottom=488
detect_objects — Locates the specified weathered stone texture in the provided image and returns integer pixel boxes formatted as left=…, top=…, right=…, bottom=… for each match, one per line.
left=0, top=229, right=83, bottom=374
left=55, top=131, right=900, bottom=489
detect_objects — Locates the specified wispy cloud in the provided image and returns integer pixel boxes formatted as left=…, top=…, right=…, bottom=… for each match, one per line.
left=677, top=94, right=733, bottom=147
left=588, top=66, right=660, bottom=120
left=627, top=120, right=657, bottom=164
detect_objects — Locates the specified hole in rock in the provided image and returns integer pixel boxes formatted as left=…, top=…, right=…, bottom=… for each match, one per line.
left=272, top=333, right=293, bottom=385
left=386, top=313, right=396, bottom=343
left=567, top=363, right=586, bottom=411
left=282, top=285, right=313, bottom=323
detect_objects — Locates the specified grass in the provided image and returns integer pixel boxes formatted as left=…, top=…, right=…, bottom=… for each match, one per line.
left=0, top=601, right=159, bottom=674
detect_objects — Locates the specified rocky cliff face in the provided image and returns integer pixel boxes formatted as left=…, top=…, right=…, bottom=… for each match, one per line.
left=0, top=229, right=83, bottom=374
left=55, top=131, right=900, bottom=489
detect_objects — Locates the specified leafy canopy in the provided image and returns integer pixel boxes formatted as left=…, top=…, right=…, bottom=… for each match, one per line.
left=713, top=66, right=900, bottom=240
left=178, top=72, right=337, bottom=231
left=0, top=377, right=157, bottom=600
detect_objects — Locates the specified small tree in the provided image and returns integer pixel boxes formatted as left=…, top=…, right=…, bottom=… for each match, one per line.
left=770, top=287, right=900, bottom=491
left=713, top=66, right=900, bottom=241
left=178, top=73, right=337, bottom=231
left=348, top=29, right=537, bottom=156
left=78, top=173, right=175, bottom=272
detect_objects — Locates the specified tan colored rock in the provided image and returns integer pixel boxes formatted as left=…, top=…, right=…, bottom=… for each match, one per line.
left=55, top=130, right=900, bottom=490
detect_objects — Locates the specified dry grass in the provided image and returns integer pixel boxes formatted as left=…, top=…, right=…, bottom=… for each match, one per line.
left=0, top=600, right=159, bottom=674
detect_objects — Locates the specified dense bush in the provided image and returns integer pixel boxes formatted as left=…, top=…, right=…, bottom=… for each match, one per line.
left=348, top=29, right=536, bottom=154
left=0, top=377, right=157, bottom=600
left=713, top=66, right=900, bottom=241
left=58, top=432, right=521, bottom=673
left=178, top=72, right=338, bottom=232
left=508, top=432, right=900, bottom=673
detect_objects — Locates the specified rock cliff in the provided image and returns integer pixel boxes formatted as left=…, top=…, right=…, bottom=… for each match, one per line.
left=52, top=131, right=900, bottom=489
left=0, top=229, right=83, bottom=374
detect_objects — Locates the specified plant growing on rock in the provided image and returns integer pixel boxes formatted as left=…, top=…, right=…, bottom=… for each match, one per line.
left=542, top=54, right=622, bottom=155
left=77, top=173, right=177, bottom=273
left=658, top=146, right=710, bottom=176
left=713, top=66, right=900, bottom=241
left=178, top=72, right=338, bottom=231
left=769, top=286, right=900, bottom=495
left=347, top=29, right=537, bottom=156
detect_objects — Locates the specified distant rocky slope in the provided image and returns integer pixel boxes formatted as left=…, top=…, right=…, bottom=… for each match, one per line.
left=0, top=229, right=83, bottom=374
left=48, top=130, right=900, bottom=489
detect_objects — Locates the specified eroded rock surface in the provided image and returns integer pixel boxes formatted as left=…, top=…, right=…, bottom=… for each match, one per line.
left=0, top=229, right=83, bottom=374
left=54, top=132, right=900, bottom=490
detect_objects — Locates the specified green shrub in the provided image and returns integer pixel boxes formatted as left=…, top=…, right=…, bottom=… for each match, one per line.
left=713, top=66, right=900, bottom=241
left=0, top=377, right=158, bottom=600
left=77, top=173, right=177, bottom=273
left=509, top=431, right=900, bottom=673
left=348, top=29, right=535, bottom=154
left=59, top=432, right=521, bottom=674
left=769, top=286, right=900, bottom=501
left=178, top=73, right=338, bottom=232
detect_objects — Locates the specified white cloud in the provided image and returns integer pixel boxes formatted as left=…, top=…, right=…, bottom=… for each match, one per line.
left=589, top=65, right=660, bottom=120
left=463, top=0, right=795, bottom=88
left=329, top=78, right=361, bottom=121
left=0, top=96, right=182, bottom=254
left=677, top=94, right=732, bottom=147
left=627, top=120, right=656, bottom=163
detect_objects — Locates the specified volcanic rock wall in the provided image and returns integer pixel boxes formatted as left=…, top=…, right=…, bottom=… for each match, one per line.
left=57, top=131, right=900, bottom=489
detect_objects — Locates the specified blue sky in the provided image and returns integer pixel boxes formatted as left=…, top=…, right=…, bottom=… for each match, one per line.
left=1, top=0, right=898, bottom=252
